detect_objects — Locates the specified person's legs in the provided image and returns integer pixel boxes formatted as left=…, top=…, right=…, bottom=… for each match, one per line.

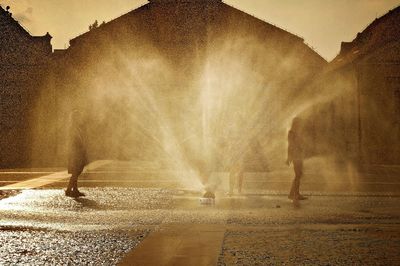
left=289, top=160, right=302, bottom=200
left=289, top=179, right=299, bottom=200
left=66, top=169, right=85, bottom=197
left=72, top=176, right=78, bottom=190
left=72, top=174, right=85, bottom=196
left=293, top=160, right=308, bottom=201
left=66, top=174, right=76, bottom=193
left=238, top=170, right=244, bottom=194
left=294, top=160, right=302, bottom=197
left=66, top=174, right=79, bottom=197
left=289, top=180, right=295, bottom=199
left=295, top=160, right=308, bottom=200
left=229, top=170, right=235, bottom=195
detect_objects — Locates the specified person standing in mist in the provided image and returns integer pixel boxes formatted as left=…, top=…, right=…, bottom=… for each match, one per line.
left=286, top=117, right=307, bottom=204
left=65, top=110, right=88, bottom=198
left=229, top=139, right=269, bottom=196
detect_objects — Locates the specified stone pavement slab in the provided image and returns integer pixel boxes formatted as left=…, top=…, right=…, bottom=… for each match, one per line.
left=0, top=169, right=61, bottom=187
left=1, top=171, right=69, bottom=190
left=120, top=224, right=226, bottom=266
left=0, top=161, right=112, bottom=190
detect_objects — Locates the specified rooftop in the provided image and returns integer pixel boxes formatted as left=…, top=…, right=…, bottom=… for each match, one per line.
left=332, top=5, right=400, bottom=65
left=0, top=5, right=52, bottom=40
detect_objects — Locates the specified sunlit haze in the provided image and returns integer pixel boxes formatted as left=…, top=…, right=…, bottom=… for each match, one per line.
left=1, top=1, right=400, bottom=264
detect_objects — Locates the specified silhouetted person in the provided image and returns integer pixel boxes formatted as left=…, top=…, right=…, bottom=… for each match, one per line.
left=287, top=117, right=307, bottom=204
left=65, top=110, right=88, bottom=198
left=229, top=139, right=268, bottom=195
left=229, top=163, right=244, bottom=196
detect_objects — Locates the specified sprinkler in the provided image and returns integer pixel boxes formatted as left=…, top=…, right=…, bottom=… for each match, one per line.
left=199, top=191, right=215, bottom=205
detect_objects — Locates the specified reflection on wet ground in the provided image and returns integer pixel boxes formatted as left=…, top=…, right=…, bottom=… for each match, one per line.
left=0, top=188, right=399, bottom=265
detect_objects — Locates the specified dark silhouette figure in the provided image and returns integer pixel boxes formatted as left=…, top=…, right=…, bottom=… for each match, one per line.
left=229, top=139, right=268, bottom=195
left=65, top=110, right=88, bottom=198
left=287, top=117, right=307, bottom=204
left=229, top=161, right=244, bottom=195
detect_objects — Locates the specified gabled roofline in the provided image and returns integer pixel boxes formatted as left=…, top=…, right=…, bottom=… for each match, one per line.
left=69, top=0, right=303, bottom=45
left=333, top=5, right=400, bottom=63
left=68, top=1, right=326, bottom=63
left=222, top=2, right=303, bottom=43
left=69, top=3, right=149, bottom=46
left=0, top=5, right=52, bottom=40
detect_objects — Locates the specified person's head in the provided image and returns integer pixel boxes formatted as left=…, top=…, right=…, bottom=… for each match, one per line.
left=291, top=117, right=302, bottom=131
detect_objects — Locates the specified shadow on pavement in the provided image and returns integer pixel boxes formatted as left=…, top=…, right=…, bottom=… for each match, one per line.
left=73, top=198, right=103, bottom=210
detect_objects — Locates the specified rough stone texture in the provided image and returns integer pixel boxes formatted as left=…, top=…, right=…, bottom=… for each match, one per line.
left=1, top=188, right=400, bottom=265
left=0, top=228, right=149, bottom=266
left=218, top=226, right=400, bottom=266
left=0, top=190, right=19, bottom=200
left=0, top=188, right=176, bottom=230
left=0, top=6, right=52, bottom=167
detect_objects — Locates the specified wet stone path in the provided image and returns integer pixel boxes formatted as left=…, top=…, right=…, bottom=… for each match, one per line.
left=0, top=188, right=399, bottom=265
left=218, top=225, right=400, bottom=265
left=0, top=190, right=19, bottom=201
left=0, top=228, right=149, bottom=265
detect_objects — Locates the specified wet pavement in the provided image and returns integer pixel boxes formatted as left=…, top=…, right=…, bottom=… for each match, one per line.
left=0, top=188, right=175, bottom=231
left=1, top=163, right=400, bottom=265
left=218, top=225, right=400, bottom=265
left=0, top=186, right=399, bottom=265
left=0, top=190, right=19, bottom=201
left=0, top=227, right=148, bottom=265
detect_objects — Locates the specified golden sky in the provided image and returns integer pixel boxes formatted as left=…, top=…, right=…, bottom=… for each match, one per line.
left=2, top=0, right=399, bottom=60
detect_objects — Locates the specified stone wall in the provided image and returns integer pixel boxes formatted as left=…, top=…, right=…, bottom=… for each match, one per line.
left=0, top=7, right=52, bottom=167
left=296, top=6, right=400, bottom=168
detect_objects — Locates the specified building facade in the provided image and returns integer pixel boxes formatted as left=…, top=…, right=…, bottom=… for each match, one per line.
left=0, top=5, right=52, bottom=167
left=2, top=1, right=399, bottom=170
left=32, top=0, right=326, bottom=170
left=299, top=6, right=400, bottom=167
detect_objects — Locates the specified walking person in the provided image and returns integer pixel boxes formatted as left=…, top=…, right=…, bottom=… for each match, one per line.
left=286, top=117, right=307, bottom=204
left=65, top=110, right=88, bottom=198
left=229, top=139, right=268, bottom=195
left=229, top=161, right=244, bottom=196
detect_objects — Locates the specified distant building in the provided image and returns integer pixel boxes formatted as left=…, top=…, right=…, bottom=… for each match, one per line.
left=0, top=5, right=52, bottom=167
left=2, top=0, right=399, bottom=170
left=34, top=0, right=326, bottom=167
left=299, top=6, right=400, bottom=167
